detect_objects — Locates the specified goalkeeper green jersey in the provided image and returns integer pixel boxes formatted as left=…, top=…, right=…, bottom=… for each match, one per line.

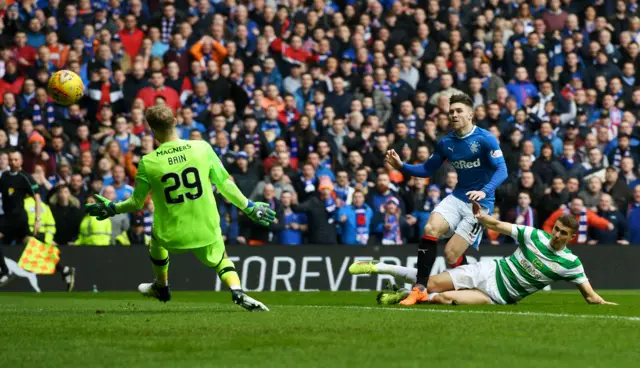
left=496, top=225, right=588, bottom=303
left=132, top=139, right=230, bottom=249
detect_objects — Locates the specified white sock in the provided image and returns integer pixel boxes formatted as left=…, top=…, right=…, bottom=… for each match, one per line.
left=229, top=285, right=242, bottom=291
left=376, top=263, right=417, bottom=284
left=428, top=292, right=439, bottom=299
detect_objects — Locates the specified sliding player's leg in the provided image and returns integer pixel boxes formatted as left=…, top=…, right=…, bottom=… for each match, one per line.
left=430, top=290, right=493, bottom=305
left=138, top=242, right=172, bottom=302
left=402, top=195, right=462, bottom=305
left=375, top=266, right=458, bottom=305
left=349, top=260, right=417, bottom=284
left=192, top=240, right=269, bottom=312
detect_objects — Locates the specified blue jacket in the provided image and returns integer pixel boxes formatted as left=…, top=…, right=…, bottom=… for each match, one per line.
left=506, top=80, right=538, bottom=108
left=294, top=87, right=315, bottom=112
left=628, top=207, right=640, bottom=244
left=530, top=133, right=564, bottom=157
left=337, top=204, right=374, bottom=245
left=256, top=69, right=283, bottom=93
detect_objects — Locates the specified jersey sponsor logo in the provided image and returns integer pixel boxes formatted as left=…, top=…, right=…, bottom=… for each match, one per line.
left=491, top=150, right=503, bottom=158
left=156, top=144, right=192, bottom=157
left=451, top=158, right=481, bottom=169
left=469, top=141, right=479, bottom=153
left=520, top=258, right=543, bottom=279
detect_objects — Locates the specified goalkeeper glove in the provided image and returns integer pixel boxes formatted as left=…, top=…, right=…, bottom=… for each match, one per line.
left=85, top=194, right=117, bottom=220
left=243, top=201, right=276, bottom=227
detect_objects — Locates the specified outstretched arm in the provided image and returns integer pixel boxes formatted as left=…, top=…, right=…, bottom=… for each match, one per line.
left=577, top=281, right=618, bottom=305
left=472, top=201, right=513, bottom=236
left=208, top=146, right=275, bottom=226
left=387, top=147, right=444, bottom=178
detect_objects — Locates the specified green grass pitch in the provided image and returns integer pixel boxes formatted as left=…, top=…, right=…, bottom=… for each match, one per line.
left=1, top=291, right=639, bottom=367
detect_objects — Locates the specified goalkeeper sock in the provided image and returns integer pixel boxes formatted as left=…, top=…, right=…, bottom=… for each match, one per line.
left=377, top=263, right=417, bottom=284
left=149, top=246, right=169, bottom=286
left=216, top=258, right=241, bottom=291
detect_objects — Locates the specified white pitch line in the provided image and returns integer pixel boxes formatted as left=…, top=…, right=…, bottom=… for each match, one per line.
left=280, top=304, right=640, bottom=322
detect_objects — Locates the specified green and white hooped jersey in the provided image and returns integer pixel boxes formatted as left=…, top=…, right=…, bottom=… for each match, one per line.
left=495, top=225, right=588, bottom=304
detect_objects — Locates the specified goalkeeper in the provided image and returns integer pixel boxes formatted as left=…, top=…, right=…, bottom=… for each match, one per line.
left=86, top=105, right=276, bottom=311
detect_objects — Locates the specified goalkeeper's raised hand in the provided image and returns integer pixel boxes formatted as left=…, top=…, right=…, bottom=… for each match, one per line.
left=243, top=201, right=276, bottom=227
left=85, top=194, right=117, bottom=220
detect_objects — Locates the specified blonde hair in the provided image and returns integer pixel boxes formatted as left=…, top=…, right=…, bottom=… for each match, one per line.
left=145, top=105, right=176, bottom=133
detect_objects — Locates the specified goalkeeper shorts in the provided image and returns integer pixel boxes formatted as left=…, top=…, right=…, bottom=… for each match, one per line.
left=153, top=238, right=226, bottom=268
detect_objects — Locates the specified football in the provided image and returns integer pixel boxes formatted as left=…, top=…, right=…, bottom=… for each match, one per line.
left=47, top=70, right=84, bottom=105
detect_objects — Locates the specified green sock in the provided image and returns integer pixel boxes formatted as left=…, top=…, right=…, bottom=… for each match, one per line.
left=149, top=245, right=169, bottom=285
left=216, top=258, right=241, bottom=291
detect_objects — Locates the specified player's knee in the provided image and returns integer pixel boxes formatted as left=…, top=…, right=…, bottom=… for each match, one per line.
left=424, top=222, right=442, bottom=237
left=426, top=278, right=440, bottom=292
left=432, top=292, right=454, bottom=305
left=444, top=247, right=462, bottom=266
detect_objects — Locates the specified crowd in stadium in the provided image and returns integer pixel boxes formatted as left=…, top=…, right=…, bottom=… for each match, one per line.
left=0, top=0, right=639, bottom=246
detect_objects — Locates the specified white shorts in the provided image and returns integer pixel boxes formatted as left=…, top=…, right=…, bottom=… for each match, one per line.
left=433, top=195, right=487, bottom=249
left=447, top=261, right=507, bottom=305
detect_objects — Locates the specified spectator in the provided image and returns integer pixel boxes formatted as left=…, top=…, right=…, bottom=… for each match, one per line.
left=579, top=177, right=604, bottom=211
left=629, top=203, right=640, bottom=244
left=552, top=143, right=585, bottom=182
left=603, top=167, right=634, bottom=211
left=294, top=163, right=318, bottom=203
left=607, top=133, right=639, bottom=170
left=333, top=170, right=355, bottom=206
left=228, top=151, right=260, bottom=198
left=68, top=173, right=88, bottom=206
left=115, top=213, right=150, bottom=246
left=337, top=190, right=373, bottom=245
left=354, top=74, right=392, bottom=126
left=75, top=194, right=112, bottom=246
left=531, top=143, right=563, bottom=187
left=278, top=191, right=307, bottom=246
left=566, top=177, right=581, bottom=201
left=543, top=197, right=613, bottom=245
left=531, top=121, right=563, bottom=157
left=250, top=164, right=295, bottom=201
left=290, top=179, right=338, bottom=244
left=366, top=173, right=404, bottom=241
left=111, top=165, right=133, bottom=202
left=504, top=192, right=538, bottom=233
left=101, top=185, right=129, bottom=244
left=590, top=194, right=628, bottom=245
left=136, top=70, right=181, bottom=113
left=583, top=147, right=608, bottom=183
left=538, top=177, right=568, bottom=221
left=506, top=66, right=538, bottom=109
left=240, top=183, right=280, bottom=246
left=118, top=13, right=145, bottom=58
left=619, top=158, right=637, bottom=186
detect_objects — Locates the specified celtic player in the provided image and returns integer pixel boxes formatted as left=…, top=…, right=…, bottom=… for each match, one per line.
left=86, top=106, right=276, bottom=311
left=350, top=201, right=616, bottom=306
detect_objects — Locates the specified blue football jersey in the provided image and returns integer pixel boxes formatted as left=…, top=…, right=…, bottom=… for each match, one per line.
left=403, top=126, right=507, bottom=211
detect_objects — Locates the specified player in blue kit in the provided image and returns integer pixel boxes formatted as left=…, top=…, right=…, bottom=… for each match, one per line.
left=381, top=94, right=508, bottom=305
